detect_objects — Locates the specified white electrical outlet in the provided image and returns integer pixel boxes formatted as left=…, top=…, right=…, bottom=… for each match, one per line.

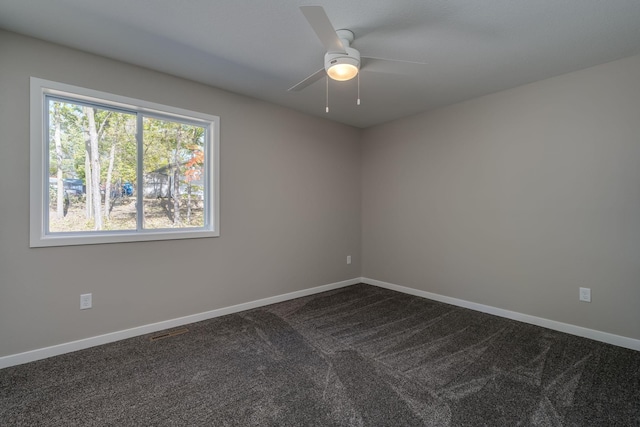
left=80, top=293, right=92, bottom=310
left=579, top=287, right=591, bottom=303
left=347, top=255, right=352, bottom=265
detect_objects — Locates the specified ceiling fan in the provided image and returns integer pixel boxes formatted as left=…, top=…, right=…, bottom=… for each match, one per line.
left=288, top=6, right=426, bottom=102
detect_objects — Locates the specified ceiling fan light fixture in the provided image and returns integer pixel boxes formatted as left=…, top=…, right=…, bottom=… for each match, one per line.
left=327, top=62, right=359, bottom=81
left=325, top=49, right=360, bottom=81
left=327, top=60, right=359, bottom=81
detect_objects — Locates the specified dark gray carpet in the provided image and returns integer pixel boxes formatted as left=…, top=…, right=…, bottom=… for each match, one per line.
left=1, top=284, right=639, bottom=426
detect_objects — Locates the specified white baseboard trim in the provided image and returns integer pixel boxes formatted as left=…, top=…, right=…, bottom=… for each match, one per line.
left=4, top=276, right=636, bottom=369
left=0, top=278, right=360, bottom=369
left=361, top=277, right=640, bottom=352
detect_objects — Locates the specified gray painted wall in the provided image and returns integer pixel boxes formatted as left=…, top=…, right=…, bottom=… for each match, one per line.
left=2, top=29, right=639, bottom=359
left=0, top=31, right=362, bottom=357
left=362, top=54, right=640, bottom=340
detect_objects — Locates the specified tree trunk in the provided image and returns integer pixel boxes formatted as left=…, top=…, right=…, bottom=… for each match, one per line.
left=172, top=127, right=182, bottom=225
left=85, top=139, right=92, bottom=220
left=84, top=107, right=102, bottom=230
left=53, top=103, right=65, bottom=219
left=104, top=142, right=116, bottom=218
left=186, top=182, right=192, bottom=224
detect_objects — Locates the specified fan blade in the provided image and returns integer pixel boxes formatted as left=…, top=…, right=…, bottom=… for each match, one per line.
left=361, top=56, right=427, bottom=75
left=300, top=6, right=346, bottom=53
left=361, top=55, right=427, bottom=65
left=288, top=68, right=326, bottom=91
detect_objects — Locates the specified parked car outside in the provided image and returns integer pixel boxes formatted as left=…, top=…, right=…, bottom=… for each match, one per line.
left=122, top=182, right=134, bottom=196
left=64, top=179, right=85, bottom=196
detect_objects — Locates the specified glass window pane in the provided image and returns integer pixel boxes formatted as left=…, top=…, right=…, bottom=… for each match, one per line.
left=142, top=117, right=206, bottom=229
left=47, top=99, right=137, bottom=233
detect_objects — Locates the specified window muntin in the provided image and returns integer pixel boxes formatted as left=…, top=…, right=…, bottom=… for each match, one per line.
left=31, top=78, right=219, bottom=247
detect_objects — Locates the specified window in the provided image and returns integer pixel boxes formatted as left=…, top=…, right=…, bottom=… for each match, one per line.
left=30, top=77, right=219, bottom=247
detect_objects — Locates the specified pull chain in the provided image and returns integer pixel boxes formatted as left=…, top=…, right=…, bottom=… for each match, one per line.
left=325, top=76, right=329, bottom=113
left=357, top=72, right=361, bottom=106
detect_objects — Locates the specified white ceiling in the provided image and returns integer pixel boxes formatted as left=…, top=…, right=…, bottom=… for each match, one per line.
left=1, top=0, right=640, bottom=128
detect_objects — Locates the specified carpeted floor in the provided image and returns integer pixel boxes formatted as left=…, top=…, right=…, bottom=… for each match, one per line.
left=1, top=284, right=639, bottom=426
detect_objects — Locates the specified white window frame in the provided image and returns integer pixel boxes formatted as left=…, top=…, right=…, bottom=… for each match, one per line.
left=30, top=77, right=220, bottom=247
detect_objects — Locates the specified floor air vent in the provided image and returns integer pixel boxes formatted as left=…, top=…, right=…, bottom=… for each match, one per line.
left=149, top=327, right=189, bottom=341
